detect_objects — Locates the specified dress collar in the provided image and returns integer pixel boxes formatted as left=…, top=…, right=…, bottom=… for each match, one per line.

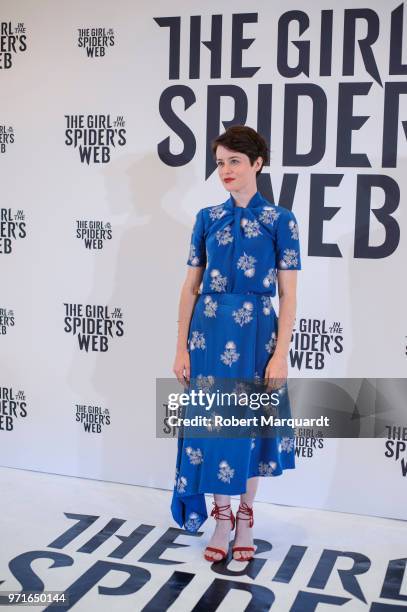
left=226, top=191, right=265, bottom=210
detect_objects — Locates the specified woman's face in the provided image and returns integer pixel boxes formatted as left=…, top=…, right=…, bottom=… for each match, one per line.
left=215, top=145, right=262, bottom=192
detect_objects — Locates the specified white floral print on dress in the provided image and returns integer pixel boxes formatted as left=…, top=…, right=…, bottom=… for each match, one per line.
left=233, top=381, right=250, bottom=396
left=232, top=301, right=254, bottom=326
left=209, top=269, right=227, bottom=292
left=237, top=252, right=257, bottom=278
left=261, top=295, right=273, bottom=315
left=265, top=332, right=277, bottom=354
left=185, top=446, right=204, bottom=465
left=203, top=295, right=218, bottom=317
left=220, top=341, right=240, bottom=366
left=241, top=217, right=262, bottom=238
left=288, top=219, right=299, bottom=240
left=254, top=371, right=263, bottom=386
left=279, top=437, right=295, bottom=453
left=259, top=206, right=280, bottom=225
left=258, top=461, right=277, bottom=476
left=216, top=225, right=233, bottom=246
left=218, top=460, right=235, bottom=483
left=209, top=205, right=226, bottom=220
left=188, top=244, right=200, bottom=266
left=196, top=374, right=215, bottom=394
left=279, top=249, right=299, bottom=269
left=190, top=331, right=206, bottom=351
left=184, top=512, right=202, bottom=531
left=176, top=475, right=187, bottom=493
left=263, top=268, right=277, bottom=288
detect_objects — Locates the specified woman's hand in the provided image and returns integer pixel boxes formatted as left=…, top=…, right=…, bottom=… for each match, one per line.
left=264, top=353, right=288, bottom=392
left=173, top=349, right=191, bottom=386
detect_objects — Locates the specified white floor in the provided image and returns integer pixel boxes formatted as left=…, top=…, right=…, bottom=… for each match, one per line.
left=0, top=466, right=405, bottom=611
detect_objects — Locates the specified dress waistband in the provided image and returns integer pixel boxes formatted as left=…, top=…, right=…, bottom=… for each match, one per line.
left=198, top=292, right=273, bottom=305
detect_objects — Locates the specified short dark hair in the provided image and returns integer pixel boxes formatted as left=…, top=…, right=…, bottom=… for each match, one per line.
left=212, top=125, right=269, bottom=176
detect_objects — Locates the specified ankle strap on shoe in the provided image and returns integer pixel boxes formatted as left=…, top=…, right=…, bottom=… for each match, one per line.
left=210, top=502, right=232, bottom=521
left=237, top=502, right=254, bottom=527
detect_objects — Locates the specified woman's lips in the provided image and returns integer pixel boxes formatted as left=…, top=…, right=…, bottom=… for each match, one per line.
left=224, top=178, right=235, bottom=183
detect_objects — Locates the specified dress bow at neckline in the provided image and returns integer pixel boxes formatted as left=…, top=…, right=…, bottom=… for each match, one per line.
left=226, top=191, right=266, bottom=211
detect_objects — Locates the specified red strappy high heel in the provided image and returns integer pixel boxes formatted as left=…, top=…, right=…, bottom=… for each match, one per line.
left=232, top=502, right=257, bottom=561
left=204, top=502, right=236, bottom=562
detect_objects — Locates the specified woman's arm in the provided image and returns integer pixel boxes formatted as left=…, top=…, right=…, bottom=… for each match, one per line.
left=265, top=270, right=297, bottom=390
left=173, top=266, right=204, bottom=385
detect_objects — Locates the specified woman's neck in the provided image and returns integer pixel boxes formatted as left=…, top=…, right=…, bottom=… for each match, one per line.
left=231, top=186, right=257, bottom=208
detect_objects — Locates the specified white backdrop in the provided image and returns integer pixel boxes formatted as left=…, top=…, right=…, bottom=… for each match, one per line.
left=1, top=0, right=406, bottom=521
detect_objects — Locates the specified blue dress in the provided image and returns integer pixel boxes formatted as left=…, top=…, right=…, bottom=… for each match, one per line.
left=171, top=191, right=301, bottom=532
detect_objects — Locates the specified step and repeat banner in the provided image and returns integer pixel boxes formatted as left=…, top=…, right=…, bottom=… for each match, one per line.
left=1, top=0, right=406, bottom=520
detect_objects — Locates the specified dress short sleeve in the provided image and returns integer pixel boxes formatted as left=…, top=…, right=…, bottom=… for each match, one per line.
left=275, top=209, right=301, bottom=270
left=187, top=209, right=207, bottom=267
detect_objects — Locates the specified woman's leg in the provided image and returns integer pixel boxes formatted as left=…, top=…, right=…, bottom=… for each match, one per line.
left=233, top=476, right=259, bottom=560
left=241, top=476, right=259, bottom=506
left=205, top=493, right=234, bottom=561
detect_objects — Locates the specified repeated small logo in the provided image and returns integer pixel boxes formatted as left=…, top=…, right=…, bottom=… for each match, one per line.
left=0, top=125, right=15, bottom=154
left=290, top=318, right=344, bottom=370
left=295, top=428, right=325, bottom=458
left=76, top=220, right=112, bottom=249
left=0, top=387, right=27, bottom=431
left=63, top=303, right=124, bottom=352
left=64, top=114, right=126, bottom=164
left=384, top=425, right=407, bottom=477
left=0, top=208, right=27, bottom=253
left=77, top=27, right=115, bottom=57
left=0, top=22, right=27, bottom=69
left=75, top=404, right=111, bottom=433
left=0, top=307, right=15, bottom=335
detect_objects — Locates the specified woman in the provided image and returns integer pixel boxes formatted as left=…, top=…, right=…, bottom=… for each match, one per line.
left=171, top=125, right=301, bottom=562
